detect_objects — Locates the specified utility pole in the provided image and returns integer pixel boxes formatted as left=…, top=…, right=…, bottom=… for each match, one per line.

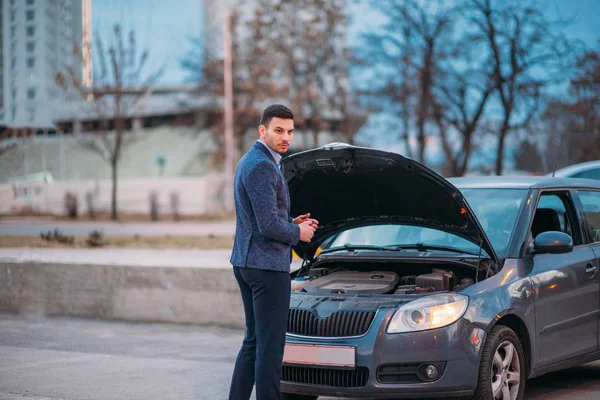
left=223, top=10, right=235, bottom=214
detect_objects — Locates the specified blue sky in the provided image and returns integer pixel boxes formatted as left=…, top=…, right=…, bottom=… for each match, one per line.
left=93, top=0, right=203, bottom=85
left=93, top=0, right=600, bottom=85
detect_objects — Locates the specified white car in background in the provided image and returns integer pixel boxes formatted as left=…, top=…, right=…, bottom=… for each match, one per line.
left=548, top=160, right=600, bottom=181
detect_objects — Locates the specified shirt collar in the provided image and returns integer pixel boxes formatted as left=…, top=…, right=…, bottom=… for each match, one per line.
left=257, top=140, right=282, bottom=165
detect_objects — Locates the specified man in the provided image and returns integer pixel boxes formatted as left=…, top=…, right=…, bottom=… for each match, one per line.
left=229, top=104, right=318, bottom=400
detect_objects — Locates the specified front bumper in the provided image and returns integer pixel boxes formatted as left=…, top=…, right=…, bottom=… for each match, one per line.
left=281, top=310, right=485, bottom=398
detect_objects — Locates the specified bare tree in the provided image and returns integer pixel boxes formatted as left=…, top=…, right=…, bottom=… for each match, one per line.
left=183, top=0, right=354, bottom=158
left=435, top=54, right=495, bottom=176
left=56, top=24, right=163, bottom=220
left=532, top=47, right=600, bottom=171
left=356, top=0, right=456, bottom=163
left=180, top=37, right=204, bottom=83
left=465, top=0, right=577, bottom=174
left=569, top=48, right=600, bottom=161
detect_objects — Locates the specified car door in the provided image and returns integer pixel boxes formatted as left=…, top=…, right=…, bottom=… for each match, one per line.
left=530, top=190, right=600, bottom=367
left=574, top=189, right=600, bottom=348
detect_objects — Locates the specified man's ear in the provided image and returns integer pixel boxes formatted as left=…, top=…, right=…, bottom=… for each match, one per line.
left=258, top=125, right=266, bottom=135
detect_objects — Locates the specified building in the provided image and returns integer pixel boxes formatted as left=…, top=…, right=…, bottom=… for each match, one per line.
left=203, top=0, right=236, bottom=60
left=0, top=0, right=91, bottom=127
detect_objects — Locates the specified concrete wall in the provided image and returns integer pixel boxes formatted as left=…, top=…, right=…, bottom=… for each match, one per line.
left=0, top=125, right=218, bottom=182
left=0, top=262, right=245, bottom=328
left=0, top=174, right=228, bottom=216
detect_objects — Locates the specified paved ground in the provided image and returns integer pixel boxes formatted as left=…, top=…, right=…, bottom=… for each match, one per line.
left=0, top=220, right=236, bottom=237
left=0, top=248, right=303, bottom=270
left=0, top=248, right=233, bottom=268
left=2, top=315, right=600, bottom=400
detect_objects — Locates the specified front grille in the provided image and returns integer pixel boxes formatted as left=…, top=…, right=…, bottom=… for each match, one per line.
left=287, top=309, right=376, bottom=337
left=377, top=363, right=447, bottom=384
left=377, top=364, right=421, bottom=383
left=282, top=366, right=369, bottom=387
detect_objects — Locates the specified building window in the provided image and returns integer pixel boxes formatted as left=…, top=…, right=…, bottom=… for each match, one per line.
left=11, top=11, right=16, bottom=23
left=27, top=26, right=35, bottom=36
left=27, top=88, right=36, bottom=100
left=11, top=58, right=17, bottom=69
left=11, top=26, right=16, bottom=38
left=12, top=89, right=17, bottom=100
left=26, top=0, right=35, bottom=5
left=26, top=42, right=35, bottom=52
left=27, top=58, right=35, bottom=68
left=26, top=11, right=35, bottom=21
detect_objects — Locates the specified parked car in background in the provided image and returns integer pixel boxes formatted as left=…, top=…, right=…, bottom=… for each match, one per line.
left=279, top=144, right=600, bottom=400
left=548, top=160, right=600, bottom=181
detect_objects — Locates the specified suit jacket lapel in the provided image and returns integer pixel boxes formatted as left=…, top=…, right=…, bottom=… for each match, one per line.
left=252, top=141, right=291, bottom=214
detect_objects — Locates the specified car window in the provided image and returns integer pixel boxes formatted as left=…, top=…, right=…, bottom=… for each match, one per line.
left=573, top=168, right=600, bottom=181
left=578, top=191, right=600, bottom=243
left=532, top=193, right=579, bottom=244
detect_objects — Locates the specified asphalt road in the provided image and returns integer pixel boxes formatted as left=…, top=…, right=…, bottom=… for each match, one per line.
left=1, top=315, right=600, bottom=400
left=0, top=220, right=236, bottom=237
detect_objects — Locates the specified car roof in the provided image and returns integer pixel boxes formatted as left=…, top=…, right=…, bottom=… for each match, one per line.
left=548, top=160, right=600, bottom=177
left=448, top=175, right=600, bottom=190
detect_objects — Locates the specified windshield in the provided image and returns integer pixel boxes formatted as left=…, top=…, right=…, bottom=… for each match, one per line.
left=324, top=188, right=527, bottom=258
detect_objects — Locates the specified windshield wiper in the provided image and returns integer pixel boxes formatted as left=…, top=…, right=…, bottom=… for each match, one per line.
left=388, top=243, right=479, bottom=256
left=319, top=244, right=402, bottom=255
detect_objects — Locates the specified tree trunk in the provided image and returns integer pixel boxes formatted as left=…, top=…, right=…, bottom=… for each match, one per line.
left=111, top=159, right=118, bottom=220
left=495, top=118, right=511, bottom=175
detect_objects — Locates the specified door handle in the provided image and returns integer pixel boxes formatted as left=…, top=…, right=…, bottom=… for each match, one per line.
left=585, top=264, right=597, bottom=277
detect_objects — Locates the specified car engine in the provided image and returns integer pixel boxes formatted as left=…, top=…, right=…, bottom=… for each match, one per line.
left=295, top=267, right=474, bottom=294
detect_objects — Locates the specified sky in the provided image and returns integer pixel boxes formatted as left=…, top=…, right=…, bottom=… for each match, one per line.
left=92, top=0, right=600, bottom=170
left=92, top=0, right=600, bottom=85
left=92, top=0, right=203, bottom=85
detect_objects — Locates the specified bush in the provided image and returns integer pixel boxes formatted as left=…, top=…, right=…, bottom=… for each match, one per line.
left=41, top=229, right=75, bottom=245
left=86, top=230, right=105, bottom=247
left=64, top=192, right=78, bottom=219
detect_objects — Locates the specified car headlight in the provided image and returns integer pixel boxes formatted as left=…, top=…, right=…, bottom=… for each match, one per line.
left=387, top=294, right=468, bottom=334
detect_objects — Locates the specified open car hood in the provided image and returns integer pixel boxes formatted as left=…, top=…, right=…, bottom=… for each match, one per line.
left=281, top=143, right=498, bottom=263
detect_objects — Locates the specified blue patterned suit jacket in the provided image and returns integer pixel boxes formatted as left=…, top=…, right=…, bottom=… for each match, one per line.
left=230, top=141, right=300, bottom=271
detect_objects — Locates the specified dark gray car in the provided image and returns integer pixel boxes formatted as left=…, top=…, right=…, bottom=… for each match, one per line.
left=279, top=144, right=600, bottom=400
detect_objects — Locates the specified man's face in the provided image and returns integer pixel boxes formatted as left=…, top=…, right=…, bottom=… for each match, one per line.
left=259, top=117, right=294, bottom=155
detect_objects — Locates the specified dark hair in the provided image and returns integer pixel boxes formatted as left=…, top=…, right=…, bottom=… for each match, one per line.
left=260, top=104, right=294, bottom=128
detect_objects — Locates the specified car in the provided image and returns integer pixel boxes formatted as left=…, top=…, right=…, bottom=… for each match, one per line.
left=278, top=143, right=600, bottom=400
left=547, top=160, right=600, bottom=181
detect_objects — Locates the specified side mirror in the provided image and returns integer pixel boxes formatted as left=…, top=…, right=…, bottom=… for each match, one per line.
left=533, top=231, right=573, bottom=254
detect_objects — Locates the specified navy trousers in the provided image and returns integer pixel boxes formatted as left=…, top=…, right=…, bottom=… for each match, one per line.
left=229, top=266, right=291, bottom=400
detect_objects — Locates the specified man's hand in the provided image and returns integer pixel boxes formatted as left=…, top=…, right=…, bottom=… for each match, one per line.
left=293, top=213, right=319, bottom=229
left=299, top=220, right=316, bottom=243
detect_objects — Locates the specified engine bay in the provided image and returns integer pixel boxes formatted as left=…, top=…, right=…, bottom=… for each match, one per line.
left=292, top=261, right=479, bottom=295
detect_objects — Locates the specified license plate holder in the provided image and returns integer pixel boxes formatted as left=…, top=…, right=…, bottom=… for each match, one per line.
left=283, top=343, right=356, bottom=368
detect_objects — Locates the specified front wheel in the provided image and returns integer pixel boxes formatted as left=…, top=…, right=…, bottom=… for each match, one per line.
left=473, top=325, right=526, bottom=400
left=281, top=393, right=318, bottom=400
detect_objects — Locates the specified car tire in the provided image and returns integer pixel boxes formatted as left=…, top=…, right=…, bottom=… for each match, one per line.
left=280, top=393, right=318, bottom=400
left=473, top=325, right=526, bottom=400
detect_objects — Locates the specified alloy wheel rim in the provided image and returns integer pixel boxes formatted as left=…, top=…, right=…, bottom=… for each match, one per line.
left=491, top=340, right=521, bottom=400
